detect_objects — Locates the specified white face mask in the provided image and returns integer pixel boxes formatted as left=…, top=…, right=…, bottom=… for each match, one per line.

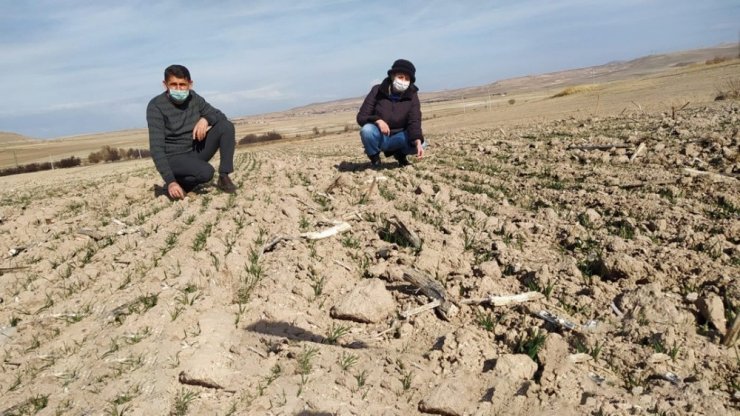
left=392, top=77, right=410, bottom=92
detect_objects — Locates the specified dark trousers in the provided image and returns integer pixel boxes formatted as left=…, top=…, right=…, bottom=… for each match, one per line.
left=168, top=120, right=235, bottom=191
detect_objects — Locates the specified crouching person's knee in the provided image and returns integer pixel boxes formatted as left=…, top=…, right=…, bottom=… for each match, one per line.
left=360, top=123, right=378, bottom=137
left=197, top=164, right=215, bottom=184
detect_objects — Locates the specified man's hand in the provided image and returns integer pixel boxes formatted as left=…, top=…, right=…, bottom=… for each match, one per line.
left=193, top=117, right=209, bottom=141
left=415, top=140, right=424, bottom=159
left=375, top=119, right=390, bottom=136
left=168, top=182, right=185, bottom=199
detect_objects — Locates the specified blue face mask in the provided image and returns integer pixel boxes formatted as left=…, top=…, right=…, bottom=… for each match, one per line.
left=169, top=89, right=190, bottom=103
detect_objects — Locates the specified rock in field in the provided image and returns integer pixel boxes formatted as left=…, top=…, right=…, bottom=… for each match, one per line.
left=330, top=278, right=396, bottom=323
left=419, top=372, right=481, bottom=416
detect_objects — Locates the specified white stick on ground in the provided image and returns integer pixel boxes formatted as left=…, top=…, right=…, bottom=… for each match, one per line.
left=629, top=142, right=646, bottom=162
left=300, top=222, right=351, bottom=240
left=363, top=176, right=388, bottom=184
left=461, top=291, right=544, bottom=306
left=723, top=314, right=740, bottom=346
left=333, top=259, right=353, bottom=272
left=683, top=167, right=738, bottom=183
left=400, top=300, right=442, bottom=319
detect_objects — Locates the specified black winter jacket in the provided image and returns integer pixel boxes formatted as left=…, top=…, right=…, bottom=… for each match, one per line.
left=356, top=78, right=423, bottom=143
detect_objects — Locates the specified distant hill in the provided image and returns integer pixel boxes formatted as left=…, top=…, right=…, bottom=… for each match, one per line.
left=249, top=43, right=739, bottom=118
left=0, top=131, right=36, bottom=144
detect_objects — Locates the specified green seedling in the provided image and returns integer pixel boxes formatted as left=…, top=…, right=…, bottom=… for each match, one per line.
left=324, top=323, right=350, bottom=345
left=338, top=352, right=358, bottom=371
left=171, top=389, right=198, bottom=416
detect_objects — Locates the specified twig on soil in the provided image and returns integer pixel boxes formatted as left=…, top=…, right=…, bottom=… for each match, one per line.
left=0, top=266, right=30, bottom=275
left=461, top=291, right=544, bottom=306
left=342, top=210, right=364, bottom=222
left=402, top=269, right=458, bottom=321
left=722, top=314, right=740, bottom=346
left=333, top=259, right=353, bottom=272
left=372, top=319, right=401, bottom=338
left=117, top=226, right=144, bottom=236
left=77, top=227, right=105, bottom=241
left=610, top=301, right=625, bottom=318
left=261, top=234, right=295, bottom=255
left=247, top=346, right=268, bottom=358
left=296, top=198, right=318, bottom=213
left=568, top=353, right=592, bottom=364
left=534, top=310, right=579, bottom=331
left=362, top=176, right=379, bottom=202
left=325, top=175, right=343, bottom=193
left=566, top=144, right=631, bottom=151
left=7, top=247, right=25, bottom=257
left=316, top=191, right=334, bottom=201
left=300, top=221, right=351, bottom=240
left=390, top=217, right=422, bottom=250
left=629, top=142, right=646, bottom=162
left=671, top=101, right=690, bottom=120
left=363, top=176, right=388, bottom=184
left=112, top=218, right=128, bottom=227
left=683, top=168, right=738, bottom=183
left=178, top=371, right=235, bottom=393
left=400, top=299, right=442, bottom=319
left=617, top=180, right=675, bottom=190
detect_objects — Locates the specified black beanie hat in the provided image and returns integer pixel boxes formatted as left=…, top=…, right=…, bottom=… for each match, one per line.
left=387, top=59, right=416, bottom=83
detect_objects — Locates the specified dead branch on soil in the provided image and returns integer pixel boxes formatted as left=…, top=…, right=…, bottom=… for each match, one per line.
left=390, top=216, right=422, bottom=249
left=77, top=227, right=105, bottom=241
left=629, top=142, right=646, bottom=162
left=325, top=175, right=343, bottom=193
left=261, top=234, right=296, bottom=256
left=400, top=299, right=442, bottom=319
left=534, top=310, right=579, bottom=331
left=363, top=175, right=388, bottom=184
left=7, top=247, right=25, bottom=257
left=461, top=291, right=544, bottom=306
left=722, top=314, right=740, bottom=346
left=0, top=266, right=30, bottom=275
left=683, top=168, right=738, bottom=183
left=617, top=180, right=675, bottom=190
left=402, top=269, right=458, bottom=321
left=333, top=259, right=353, bottom=272
left=178, top=371, right=234, bottom=393
left=671, top=101, right=690, bottom=120
left=566, top=144, right=632, bottom=151
left=300, top=221, right=351, bottom=240
left=362, top=176, right=379, bottom=202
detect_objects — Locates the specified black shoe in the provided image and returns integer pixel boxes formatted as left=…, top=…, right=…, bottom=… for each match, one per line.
left=368, top=153, right=381, bottom=168
left=217, top=174, right=237, bottom=194
left=394, top=152, right=411, bottom=167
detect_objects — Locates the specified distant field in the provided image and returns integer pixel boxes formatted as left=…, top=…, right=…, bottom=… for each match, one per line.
left=1, top=45, right=738, bottom=170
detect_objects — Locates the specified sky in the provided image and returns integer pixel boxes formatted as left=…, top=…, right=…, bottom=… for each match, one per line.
left=0, top=0, right=738, bottom=139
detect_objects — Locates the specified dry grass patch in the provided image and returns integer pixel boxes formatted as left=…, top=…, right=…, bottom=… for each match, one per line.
left=551, top=84, right=599, bottom=98
left=715, top=77, right=740, bottom=101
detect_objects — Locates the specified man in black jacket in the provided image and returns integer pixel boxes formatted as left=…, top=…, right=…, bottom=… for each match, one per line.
left=356, top=59, right=426, bottom=167
left=147, top=64, right=237, bottom=199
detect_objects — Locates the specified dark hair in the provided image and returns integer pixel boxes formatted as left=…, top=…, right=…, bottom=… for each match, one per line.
left=164, top=64, right=191, bottom=82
